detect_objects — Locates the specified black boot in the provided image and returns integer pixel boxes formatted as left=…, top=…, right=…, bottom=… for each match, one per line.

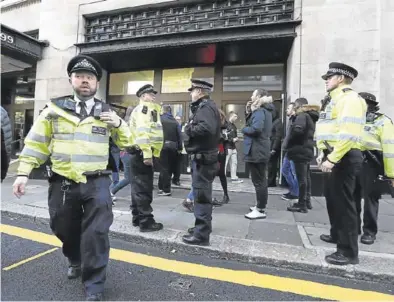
left=182, top=234, right=209, bottom=246
left=67, top=262, right=81, bottom=279
left=140, top=222, right=163, bottom=232
left=287, top=202, right=308, bottom=213
left=306, top=200, right=312, bottom=210
left=325, top=252, right=359, bottom=265
left=361, top=234, right=376, bottom=245
left=320, top=234, right=337, bottom=244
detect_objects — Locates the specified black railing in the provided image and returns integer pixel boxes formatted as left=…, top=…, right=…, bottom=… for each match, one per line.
left=84, top=0, right=295, bottom=43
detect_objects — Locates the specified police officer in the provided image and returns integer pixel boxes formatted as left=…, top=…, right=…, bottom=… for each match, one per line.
left=183, top=79, right=220, bottom=246
left=354, top=92, right=394, bottom=245
left=128, top=84, right=164, bottom=232
left=315, top=62, right=367, bottom=265
left=12, top=55, right=131, bottom=301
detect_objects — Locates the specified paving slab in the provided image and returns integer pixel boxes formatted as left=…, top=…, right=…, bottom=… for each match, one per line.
left=247, top=221, right=303, bottom=246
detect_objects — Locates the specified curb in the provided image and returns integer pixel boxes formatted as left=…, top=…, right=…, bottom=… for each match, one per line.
left=2, top=209, right=394, bottom=284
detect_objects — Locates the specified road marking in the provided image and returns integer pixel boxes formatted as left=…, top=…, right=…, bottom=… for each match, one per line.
left=3, top=247, right=59, bottom=271
left=1, top=223, right=393, bottom=301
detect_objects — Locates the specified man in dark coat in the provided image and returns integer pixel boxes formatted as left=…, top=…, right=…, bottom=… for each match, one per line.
left=268, top=109, right=283, bottom=187
left=286, top=98, right=320, bottom=213
left=1, top=106, right=12, bottom=182
left=243, top=89, right=274, bottom=220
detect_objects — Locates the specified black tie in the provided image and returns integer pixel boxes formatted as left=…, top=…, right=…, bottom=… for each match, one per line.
left=80, top=101, right=88, bottom=118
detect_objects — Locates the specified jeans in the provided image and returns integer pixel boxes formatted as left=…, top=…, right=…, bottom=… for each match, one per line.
left=282, top=155, right=299, bottom=196
left=111, top=153, right=131, bottom=195
left=187, top=188, right=194, bottom=201
left=225, top=148, right=238, bottom=179
left=248, top=162, right=268, bottom=209
left=293, top=162, right=311, bottom=206
left=110, top=149, right=121, bottom=190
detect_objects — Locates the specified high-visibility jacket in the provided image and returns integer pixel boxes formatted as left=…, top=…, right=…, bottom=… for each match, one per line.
left=315, top=85, right=367, bottom=163
left=129, top=100, right=163, bottom=159
left=17, top=97, right=131, bottom=183
left=360, top=114, right=394, bottom=178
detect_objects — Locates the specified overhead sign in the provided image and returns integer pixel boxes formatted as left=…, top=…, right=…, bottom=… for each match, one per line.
left=1, top=32, right=14, bottom=44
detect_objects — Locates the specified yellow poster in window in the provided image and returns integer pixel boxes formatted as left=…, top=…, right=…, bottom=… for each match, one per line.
left=162, top=68, right=195, bottom=93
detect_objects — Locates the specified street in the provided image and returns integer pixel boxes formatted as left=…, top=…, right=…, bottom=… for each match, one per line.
left=1, top=215, right=393, bottom=301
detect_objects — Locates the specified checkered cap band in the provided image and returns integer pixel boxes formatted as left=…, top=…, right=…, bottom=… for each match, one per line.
left=192, top=83, right=212, bottom=90
left=328, top=68, right=355, bottom=79
left=73, top=59, right=97, bottom=73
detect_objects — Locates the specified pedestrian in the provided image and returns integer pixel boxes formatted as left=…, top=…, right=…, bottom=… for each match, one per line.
left=182, top=79, right=220, bottom=246
left=1, top=106, right=12, bottom=182
left=268, top=108, right=283, bottom=187
left=316, top=62, right=367, bottom=265
left=224, top=112, right=243, bottom=183
left=354, top=92, right=394, bottom=245
left=110, top=106, right=135, bottom=201
left=173, top=115, right=183, bottom=186
left=286, top=98, right=319, bottom=213
left=281, top=103, right=299, bottom=201
left=158, top=105, right=182, bottom=196
left=128, top=84, right=164, bottom=232
left=12, top=54, right=131, bottom=301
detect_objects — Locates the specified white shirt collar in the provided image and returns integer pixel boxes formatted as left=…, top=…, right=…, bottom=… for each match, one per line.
left=74, top=95, right=95, bottom=114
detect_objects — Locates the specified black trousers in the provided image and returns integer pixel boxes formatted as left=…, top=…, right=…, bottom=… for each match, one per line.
left=293, top=162, right=311, bottom=207
left=191, top=159, right=217, bottom=241
left=217, top=152, right=228, bottom=196
left=268, top=151, right=280, bottom=186
left=130, top=153, right=155, bottom=226
left=48, top=175, right=113, bottom=295
left=248, top=162, right=268, bottom=209
left=324, top=149, right=363, bottom=258
left=158, top=148, right=178, bottom=193
left=173, top=152, right=182, bottom=183
left=354, top=160, right=382, bottom=236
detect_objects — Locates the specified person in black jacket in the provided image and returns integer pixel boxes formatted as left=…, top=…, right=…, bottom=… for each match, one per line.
left=224, top=112, right=243, bottom=183
left=158, top=105, right=182, bottom=196
left=268, top=109, right=283, bottom=187
left=286, top=98, right=320, bottom=213
left=183, top=79, right=220, bottom=246
left=1, top=106, right=12, bottom=182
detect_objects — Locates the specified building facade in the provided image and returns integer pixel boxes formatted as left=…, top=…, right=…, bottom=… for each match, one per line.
left=1, top=0, right=394, bottom=178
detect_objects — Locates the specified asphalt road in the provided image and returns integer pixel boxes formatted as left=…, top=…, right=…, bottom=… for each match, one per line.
left=1, top=215, right=393, bottom=301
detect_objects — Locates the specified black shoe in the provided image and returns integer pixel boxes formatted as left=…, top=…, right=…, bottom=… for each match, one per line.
left=325, top=252, right=359, bottom=266
left=306, top=200, right=312, bottom=210
left=187, top=227, right=195, bottom=234
left=173, top=181, right=181, bottom=186
left=212, top=198, right=223, bottom=207
left=86, top=293, right=103, bottom=301
left=182, top=234, right=209, bottom=246
left=140, top=222, right=163, bottom=233
left=361, top=234, right=376, bottom=245
left=67, top=264, right=81, bottom=279
left=132, top=217, right=139, bottom=227
left=320, top=234, right=337, bottom=244
left=287, top=203, right=308, bottom=213
left=222, top=195, right=230, bottom=204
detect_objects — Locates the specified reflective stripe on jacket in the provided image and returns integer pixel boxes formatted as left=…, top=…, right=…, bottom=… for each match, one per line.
left=315, top=85, right=367, bottom=163
left=129, top=101, right=163, bottom=159
left=360, top=114, right=394, bottom=178
left=17, top=99, right=131, bottom=183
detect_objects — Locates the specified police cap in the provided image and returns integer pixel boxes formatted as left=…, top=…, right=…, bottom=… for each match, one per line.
left=359, top=92, right=378, bottom=104
left=67, top=55, right=103, bottom=81
left=188, top=79, right=213, bottom=92
left=136, top=84, right=157, bottom=98
left=321, top=62, right=358, bottom=81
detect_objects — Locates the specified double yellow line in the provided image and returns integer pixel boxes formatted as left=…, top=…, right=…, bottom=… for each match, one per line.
left=1, top=223, right=393, bottom=301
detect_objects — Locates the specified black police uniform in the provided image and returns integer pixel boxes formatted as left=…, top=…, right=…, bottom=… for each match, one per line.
left=183, top=79, right=220, bottom=245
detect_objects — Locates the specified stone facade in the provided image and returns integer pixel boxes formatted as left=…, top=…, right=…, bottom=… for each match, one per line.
left=1, top=0, right=393, bottom=119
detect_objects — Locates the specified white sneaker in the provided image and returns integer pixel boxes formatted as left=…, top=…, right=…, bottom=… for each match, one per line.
left=110, top=192, right=117, bottom=201
left=231, top=179, right=243, bottom=184
left=245, top=208, right=267, bottom=220
left=249, top=206, right=265, bottom=212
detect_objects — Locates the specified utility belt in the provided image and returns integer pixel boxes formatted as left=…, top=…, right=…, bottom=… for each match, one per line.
left=47, top=170, right=111, bottom=183
left=190, top=150, right=218, bottom=165
left=362, top=150, right=384, bottom=174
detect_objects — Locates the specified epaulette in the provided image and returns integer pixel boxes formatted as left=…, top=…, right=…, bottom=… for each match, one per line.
left=50, top=95, right=75, bottom=111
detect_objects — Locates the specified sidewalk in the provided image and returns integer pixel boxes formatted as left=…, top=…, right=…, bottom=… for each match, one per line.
left=1, top=176, right=394, bottom=283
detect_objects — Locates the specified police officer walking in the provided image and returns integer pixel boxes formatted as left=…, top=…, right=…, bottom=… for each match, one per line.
left=12, top=55, right=131, bottom=300
left=128, top=84, right=164, bottom=232
left=315, top=62, right=367, bottom=265
left=183, top=79, right=220, bottom=246
left=354, top=92, right=394, bottom=245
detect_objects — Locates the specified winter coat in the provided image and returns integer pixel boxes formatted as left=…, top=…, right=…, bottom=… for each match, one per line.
left=225, top=122, right=238, bottom=150
left=270, top=113, right=283, bottom=152
left=286, top=105, right=320, bottom=163
left=1, top=106, right=12, bottom=181
left=242, top=96, right=274, bottom=163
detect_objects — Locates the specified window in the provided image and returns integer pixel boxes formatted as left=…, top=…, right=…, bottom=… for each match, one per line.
left=109, top=70, right=154, bottom=95
left=161, top=67, right=214, bottom=93
left=223, top=64, right=284, bottom=92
